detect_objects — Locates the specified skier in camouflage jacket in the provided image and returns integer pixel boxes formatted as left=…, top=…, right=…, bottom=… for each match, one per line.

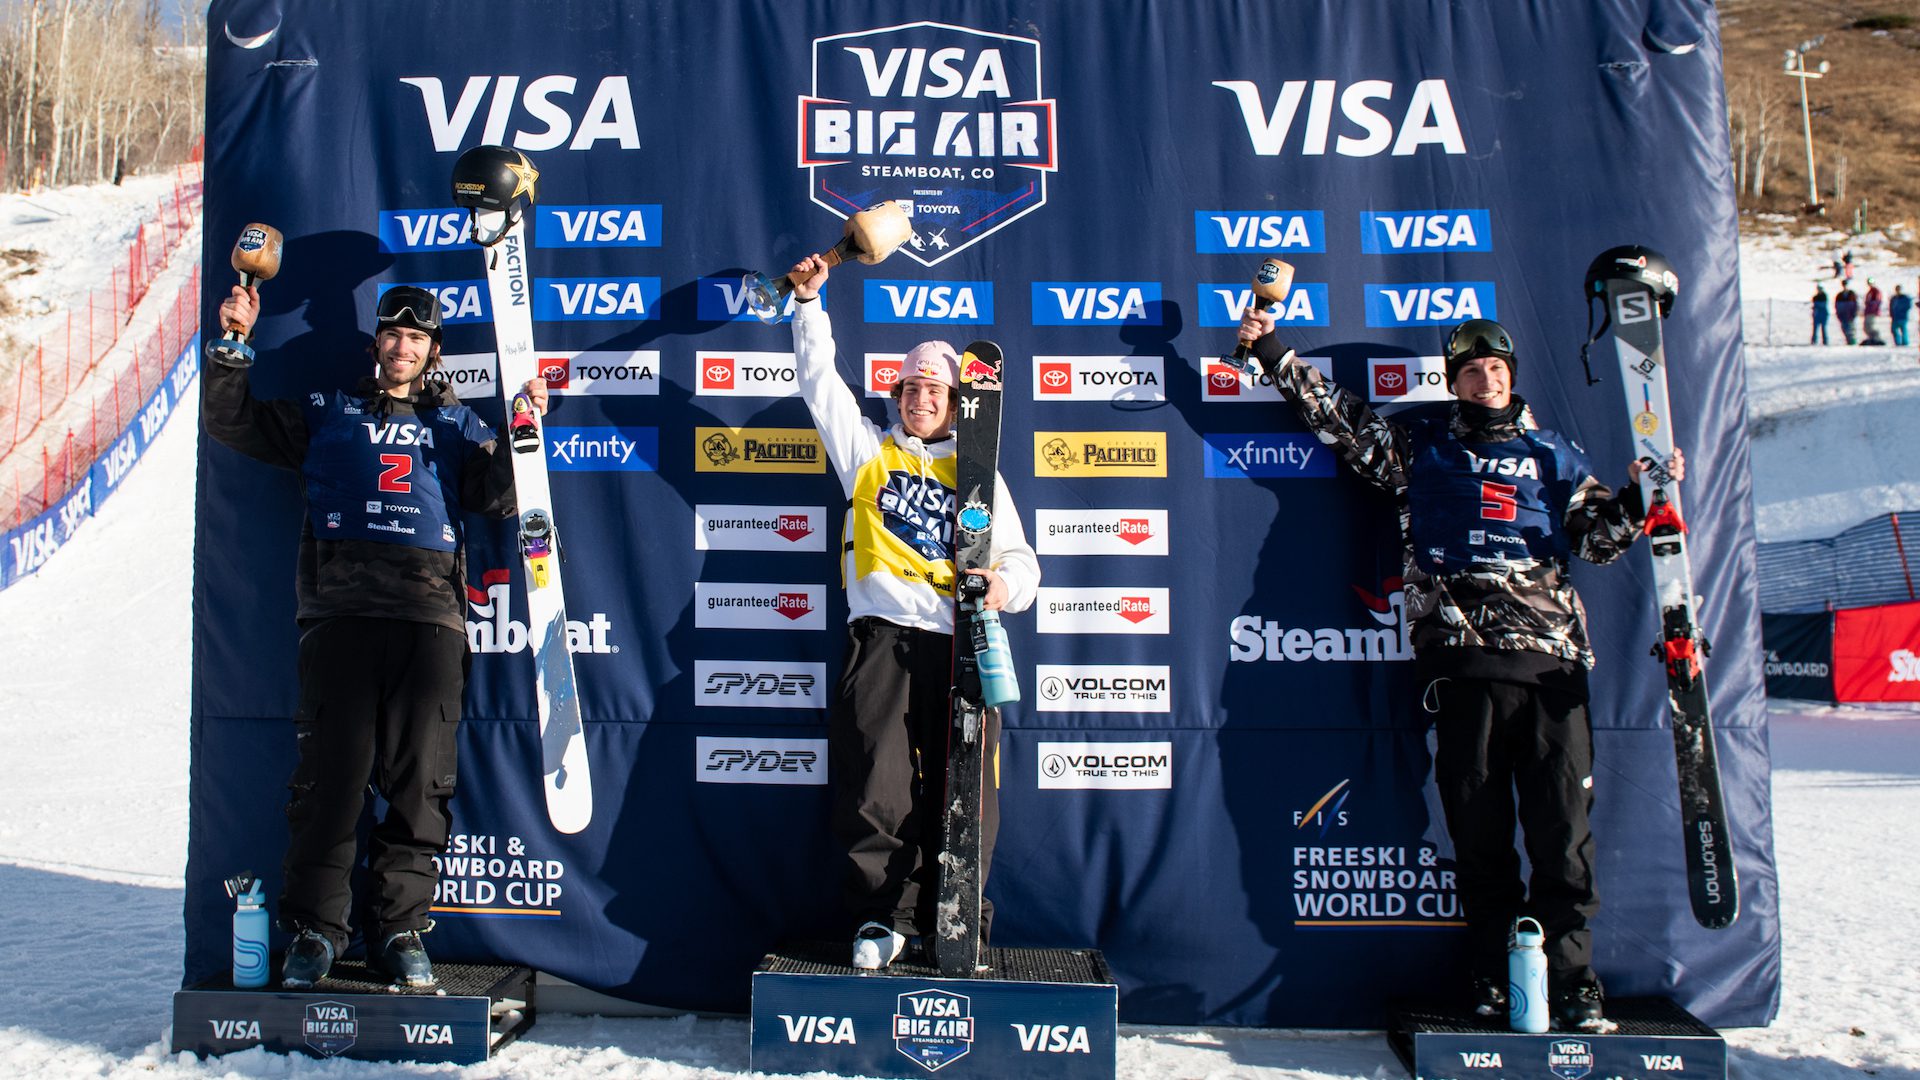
left=1238, top=310, right=1685, bottom=1034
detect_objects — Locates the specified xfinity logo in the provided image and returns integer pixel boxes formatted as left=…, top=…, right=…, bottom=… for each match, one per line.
left=1034, top=508, right=1168, bottom=556
left=695, top=504, right=826, bottom=551
left=1194, top=210, right=1326, bottom=253
left=1031, top=282, right=1162, bottom=325
left=1037, top=587, right=1170, bottom=635
left=1363, top=282, right=1495, bottom=326
left=801, top=22, right=1057, bottom=266
left=696, top=736, right=827, bottom=785
left=1037, top=741, right=1173, bottom=790
left=864, top=280, right=993, bottom=324
left=1211, top=78, right=1466, bottom=157
left=1360, top=209, right=1490, bottom=253
left=1035, top=664, right=1171, bottom=713
left=1199, top=281, right=1328, bottom=327
left=1029, top=356, right=1165, bottom=402
left=535, top=204, right=662, bottom=248
left=534, top=276, right=661, bottom=321
left=1203, top=433, right=1332, bottom=478
left=401, top=75, right=640, bottom=153
left=694, top=660, right=828, bottom=709
left=545, top=426, right=659, bottom=472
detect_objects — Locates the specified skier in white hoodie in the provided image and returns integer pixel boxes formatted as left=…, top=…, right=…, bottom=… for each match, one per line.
left=785, top=254, right=1040, bottom=970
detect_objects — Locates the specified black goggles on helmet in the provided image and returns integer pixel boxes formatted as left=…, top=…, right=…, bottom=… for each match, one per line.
left=1445, top=320, right=1513, bottom=364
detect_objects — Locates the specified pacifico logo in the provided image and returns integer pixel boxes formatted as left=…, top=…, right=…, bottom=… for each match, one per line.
left=799, top=22, right=1058, bottom=266
left=1034, top=432, right=1167, bottom=477
left=1228, top=580, right=1412, bottom=663
left=695, top=427, right=826, bottom=474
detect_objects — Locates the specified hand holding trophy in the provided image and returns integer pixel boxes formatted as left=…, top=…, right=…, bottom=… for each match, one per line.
left=206, top=223, right=284, bottom=368
left=1223, top=255, right=1294, bottom=374
left=742, top=201, right=914, bottom=323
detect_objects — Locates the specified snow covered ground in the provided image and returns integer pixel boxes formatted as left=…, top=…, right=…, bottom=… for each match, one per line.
left=1, top=184, right=1918, bottom=1075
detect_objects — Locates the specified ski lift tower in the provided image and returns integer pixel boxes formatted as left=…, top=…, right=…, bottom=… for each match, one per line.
left=1783, top=37, right=1830, bottom=215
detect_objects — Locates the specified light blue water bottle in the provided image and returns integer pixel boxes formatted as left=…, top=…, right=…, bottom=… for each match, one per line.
left=972, top=610, right=1020, bottom=707
left=230, top=875, right=269, bottom=988
left=1508, top=916, right=1549, bottom=1033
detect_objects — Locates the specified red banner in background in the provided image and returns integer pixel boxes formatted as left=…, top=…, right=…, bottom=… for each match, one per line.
left=1833, top=601, right=1920, bottom=702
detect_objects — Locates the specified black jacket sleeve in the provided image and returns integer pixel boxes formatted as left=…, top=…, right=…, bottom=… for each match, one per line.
left=200, top=357, right=309, bottom=469
left=462, top=439, right=518, bottom=520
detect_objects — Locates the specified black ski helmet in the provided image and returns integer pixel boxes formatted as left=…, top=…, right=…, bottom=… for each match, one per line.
left=452, top=144, right=539, bottom=214
left=1443, top=318, right=1517, bottom=387
left=375, top=285, right=443, bottom=341
left=1584, top=245, right=1679, bottom=318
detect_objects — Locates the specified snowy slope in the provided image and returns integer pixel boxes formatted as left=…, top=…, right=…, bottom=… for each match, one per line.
left=0, top=182, right=1916, bottom=1076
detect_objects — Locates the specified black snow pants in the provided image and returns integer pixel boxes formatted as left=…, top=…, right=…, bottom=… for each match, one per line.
left=830, top=617, right=1001, bottom=943
left=1431, top=675, right=1600, bottom=994
left=280, top=616, right=466, bottom=955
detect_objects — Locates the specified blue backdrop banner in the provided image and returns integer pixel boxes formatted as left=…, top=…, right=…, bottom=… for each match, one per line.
left=191, top=0, right=1778, bottom=1027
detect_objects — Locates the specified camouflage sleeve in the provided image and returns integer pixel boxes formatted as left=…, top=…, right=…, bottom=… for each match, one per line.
left=1566, top=474, right=1647, bottom=565
left=200, top=357, right=309, bottom=468
left=1260, top=342, right=1408, bottom=495
left=461, top=439, right=518, bottom=520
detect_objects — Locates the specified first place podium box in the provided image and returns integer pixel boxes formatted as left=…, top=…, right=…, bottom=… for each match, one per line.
left=750, top=941, right=1118, bottom=1079
left=1388, top=996, right=1727, bottom=1080
left=171, top=961, right=535, bottom=1065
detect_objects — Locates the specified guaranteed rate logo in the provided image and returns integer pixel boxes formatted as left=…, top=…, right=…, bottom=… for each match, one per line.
left=799, top=21, right=1058, bottom=266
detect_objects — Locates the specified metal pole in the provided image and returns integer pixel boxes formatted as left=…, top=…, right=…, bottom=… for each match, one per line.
left=1796, top=63, right=1818, bottom=206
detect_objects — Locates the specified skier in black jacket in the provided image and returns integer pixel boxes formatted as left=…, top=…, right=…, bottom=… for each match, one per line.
left=204, top=282, right=545, bottom=989
left=1238, top=311, right=1685, bottom=1033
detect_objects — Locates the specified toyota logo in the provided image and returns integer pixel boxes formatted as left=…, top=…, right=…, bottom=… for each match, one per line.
left=873, top=365, right=900, bottom=386
left=705, top=364, right=733, bottom=385
left=1041, top=368, right=1069, bottom=388
left=1209, top=369, right=1238, bottom=390
left=1376, top=370, right=1405, bottom=390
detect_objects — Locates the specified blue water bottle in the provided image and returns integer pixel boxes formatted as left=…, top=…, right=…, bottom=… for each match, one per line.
left=972, top=610, right=1021, bottom=707
left=1508, top=916, right=1549, bottom=1033
left=229, top=874, right=269, bottom=988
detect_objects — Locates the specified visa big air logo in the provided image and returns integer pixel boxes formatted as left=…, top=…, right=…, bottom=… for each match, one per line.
left=1365, top=282, right=1495, bottom=326
left=1360, top=210, right=1490, bottom=253
left=535, top=204, right=663, bottom=247
left=534, top=276, right=661, bottom=321
left=864, top=280, right=993, bottom=324
left=378, top=280, right=488, bottom=325
left=1199, top=282, right=1327, bottom=327
left=1031, top=282, right=1162, bottom=326
left=1194, top=210, right=1325, bottom=253
left=800, top=22, right=1057, bottom=266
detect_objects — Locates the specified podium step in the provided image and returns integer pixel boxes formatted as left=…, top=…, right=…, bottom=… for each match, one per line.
left=1388, top=995, right=1725, bottom=1079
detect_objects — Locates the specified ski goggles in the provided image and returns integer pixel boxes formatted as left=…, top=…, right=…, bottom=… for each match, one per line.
left=1444, top=319, right=1514, bottom=364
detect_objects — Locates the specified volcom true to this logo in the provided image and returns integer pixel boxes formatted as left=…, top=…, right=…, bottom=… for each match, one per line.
left=799, top=21, right=1058, bottom=265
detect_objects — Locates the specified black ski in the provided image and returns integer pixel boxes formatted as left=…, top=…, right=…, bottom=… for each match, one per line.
left=1588, top=248, right=1739, bottom=929
left=935, top=340, right=1006, bottom=977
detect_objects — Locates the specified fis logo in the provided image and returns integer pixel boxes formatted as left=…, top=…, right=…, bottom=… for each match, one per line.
left=1031, top=282, right=1162, bottom=325
left=400, top=75, right=641, bottom=153
left=378, top=280, right=489, bottom=325
left=696, top=351, right=799, bottom=398
left=1211, top=78, right=1467, bottom=157
left=1198, top=282, right=1328, bottom=327
left=1367, top=357, right=1450, bottom=404
left=696, top=736, right=828, bottom=785
left=800, top=22, right=1057, bottom=266
left=466, top=570, right=616, bottom=654
left=1194, top=210, right=1326, bottom=253
left=535, top=204, right=662, bottom=248
left=1293, top=778, right=1352, bottom=836
left=1031, top=356, right=1164, bottom=402
left=866, top=354, right=906, bottom=397
left=377, top=208, right=477, bottom=253
left=534, top=276, right=660, bottom=321
left=1229, top=579, right=1413, bottom=663
left=1203, top=434, right=1333, bottom=478
left=699, top=275, right=804, bottom=322
left=863, top=280, right=993, bottom=324
left=545, top=426, right=659, bottom=472
left=1364, top=282, right=1495, bottom=326
left=1360, top=210, right=1490, bottom=253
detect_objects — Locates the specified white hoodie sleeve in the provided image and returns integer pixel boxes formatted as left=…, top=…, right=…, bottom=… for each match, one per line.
left=790, top=299, right=883, bottom=497
left=987, top=473, right=1041, bottom=615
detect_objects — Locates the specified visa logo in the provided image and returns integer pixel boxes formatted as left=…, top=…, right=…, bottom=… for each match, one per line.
left=379, top=280, right=489, bottom=325
left=1012, top=1023, right=1092, bottom=1053
left=1360, top=210, right=1490, bottom=253
left=1198, top=282, right=1328, bottom=327
left=1460, top=1050, right=1502, bottom=1066
left=1212, top=78, right=1466, bottom=156
left=1194, top=210, right=1325, bottom=253
left=536, top=204, right=663, bottom=248
left=1642, top=1054, right=1686, bottom=1070
left=399, top=75, right=640, bottom=153
left=208, top=1019, right=261, bottom=1040
left=1364, top=282, right=1495, bottom=326
left=377, top=208, right=476, bottom=253
left=779, top=1014, right=856, bottom=1044
left=698, top=276, right=802, bottom=322
left=1032, top=282, right=1161, bottom=325
left=401, top=1022, right=453, bottom=1044
left=864, top=280, right=992, bottom=324
left=534, top=277, right=662, bottom=321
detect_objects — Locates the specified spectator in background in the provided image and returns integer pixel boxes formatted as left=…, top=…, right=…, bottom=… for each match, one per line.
left=1842, top=250, right=1855, bottom=284
left=1862, top=279, right=1885, bottom=345
left=1810, top=284, right=1830, bottom=344
left=1891, top=285, right=1912, bottom=348
left=1835, top=284, right=1860, bottom=344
